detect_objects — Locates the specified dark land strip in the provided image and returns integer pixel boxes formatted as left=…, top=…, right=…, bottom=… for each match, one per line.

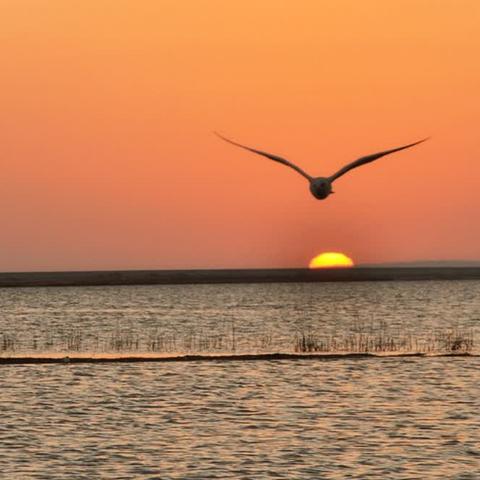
left=0, top=352, right=476, bottom=365
left=0, top=267, right=480, bottom=288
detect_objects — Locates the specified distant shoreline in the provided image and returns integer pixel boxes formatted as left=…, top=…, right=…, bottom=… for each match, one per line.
left=0, top=267, right=479, bottom=288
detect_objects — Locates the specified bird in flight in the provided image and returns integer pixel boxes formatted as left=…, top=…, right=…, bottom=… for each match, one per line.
left=215, top=132, right=428, bottom=200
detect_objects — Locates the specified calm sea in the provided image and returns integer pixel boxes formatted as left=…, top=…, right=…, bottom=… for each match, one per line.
left=0, top=280, right=479, bottom=478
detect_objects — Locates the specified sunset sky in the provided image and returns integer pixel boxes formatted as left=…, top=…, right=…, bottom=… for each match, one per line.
left=1, top=0, right=479, bottom=271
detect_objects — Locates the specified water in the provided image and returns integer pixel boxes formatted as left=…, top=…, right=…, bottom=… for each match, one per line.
left=0, top=280, right=479, bottom=355
left=1, top=280, right=479, bottom=478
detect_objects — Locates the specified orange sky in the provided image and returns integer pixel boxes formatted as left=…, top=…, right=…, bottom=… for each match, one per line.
left=1, top=0, right=479, bottom=271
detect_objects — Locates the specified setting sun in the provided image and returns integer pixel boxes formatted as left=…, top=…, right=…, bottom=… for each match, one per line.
left=309, top=252, right=355, bottom=269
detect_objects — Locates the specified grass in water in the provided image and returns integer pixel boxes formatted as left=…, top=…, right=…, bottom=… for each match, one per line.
left=294, top=327, right=474, bottom=354
left=0, top=324, right=476, bottom=355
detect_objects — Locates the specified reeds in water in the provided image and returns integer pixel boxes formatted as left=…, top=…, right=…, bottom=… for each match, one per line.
left=0, top=323, right=475, bottom=356
left=108, top=329, right=140, bottom=351
left=294, top=327, right=475, bottom=354
left=1, top=333, right=17, bottom=352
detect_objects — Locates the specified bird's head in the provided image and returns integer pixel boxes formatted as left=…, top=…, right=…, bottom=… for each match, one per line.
left=309, top=177, right=333, bottom=200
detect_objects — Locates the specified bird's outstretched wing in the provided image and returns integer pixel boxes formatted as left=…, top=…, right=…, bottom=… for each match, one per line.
left=215, top=132, right=312, bottom=181
left=329, top=138, right=429, bottom=182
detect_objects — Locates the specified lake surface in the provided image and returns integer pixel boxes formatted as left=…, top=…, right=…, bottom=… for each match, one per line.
left=1, top=280, right=479, bottom=478
left=0, top=280, right=479, bottom=356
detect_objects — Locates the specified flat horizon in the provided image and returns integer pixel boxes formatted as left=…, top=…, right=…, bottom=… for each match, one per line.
left=1, top=259, right=480, bottom=275
left=1, top=265, right=479, bottom=289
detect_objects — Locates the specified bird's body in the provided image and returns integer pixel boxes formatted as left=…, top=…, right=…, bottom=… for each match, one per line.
left=216, top=133, right=428, bottom=200
left=309, top=177, right=333, bottom=200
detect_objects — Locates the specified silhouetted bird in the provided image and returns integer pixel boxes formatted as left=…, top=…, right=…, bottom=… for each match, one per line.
left=216, top=133, right=428, bottom=200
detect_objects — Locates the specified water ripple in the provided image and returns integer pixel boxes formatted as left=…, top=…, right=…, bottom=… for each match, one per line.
left=0, top=358, right=478, bottom=478
left=1, top=281, right=479, bottom=477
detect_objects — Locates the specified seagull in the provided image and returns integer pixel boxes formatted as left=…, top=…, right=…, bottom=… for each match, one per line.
left=215, top=133, right=428, bottom=200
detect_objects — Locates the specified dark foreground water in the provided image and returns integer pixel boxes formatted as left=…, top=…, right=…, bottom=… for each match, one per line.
left=0, top=281, right=479, bottom=478
left=1, top=358, right=479, bottom=479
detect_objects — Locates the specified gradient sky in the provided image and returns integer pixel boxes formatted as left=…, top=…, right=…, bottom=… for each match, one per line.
left=1, top=0, right=479, bottom=271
